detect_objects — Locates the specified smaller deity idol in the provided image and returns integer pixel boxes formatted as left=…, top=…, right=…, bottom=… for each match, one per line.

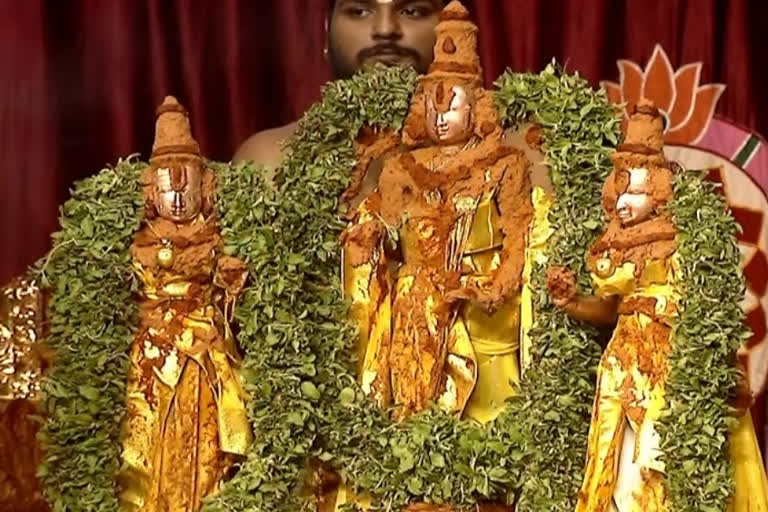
left=547, top=99, right=768, bottom=512
left=118, top=97, right=252, bottom=512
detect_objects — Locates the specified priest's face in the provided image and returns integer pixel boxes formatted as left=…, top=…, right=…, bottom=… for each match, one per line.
left=328, top=0, right=444, bottom=79
left=153, top=164, right=203, bottom=222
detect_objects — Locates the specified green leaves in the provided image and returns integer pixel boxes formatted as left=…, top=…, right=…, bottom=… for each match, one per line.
left=494, top=64, right=619, bottom=512
left=301, top=381, right=321, bottom=401
left=39, top=157, right=144, bottom=512
left=204, top=64, right=622, bottom=512
left=658, top=171, right=746, bottom=512
left=204, top=67, right=426, bottom=512
left=37, top=62, right=742, bottom=512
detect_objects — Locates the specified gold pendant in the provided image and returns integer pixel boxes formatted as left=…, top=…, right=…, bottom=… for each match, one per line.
left=595, top=257, right=613, bottom=278
left=157, top=241, right=175, bottom=268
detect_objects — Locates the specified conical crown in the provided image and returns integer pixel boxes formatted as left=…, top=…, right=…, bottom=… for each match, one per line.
left=617, top=98, right=665, bottom=157
left=150, top=96, right=201, bottom=164
left=426, top=0, right=482, bottom=83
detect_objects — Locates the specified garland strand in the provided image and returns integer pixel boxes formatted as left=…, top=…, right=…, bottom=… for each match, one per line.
left=40, top=67, right=741, bottom=512
left=661, top=171, right=745, bottom=510
left=206, top=66, right=420, bottom=512
left=38, top=159, right=145, bottom=512
left=493, top=64, right=621, bottom=512
left=208, top=64, right=621, bottom=512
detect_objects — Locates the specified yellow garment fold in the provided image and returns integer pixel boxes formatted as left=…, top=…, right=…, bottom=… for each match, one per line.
left=730, top=411, right=768, bottom=512
left=333, top=484, right=372, bottom=512
left=463, top=348, right=520, bottom=424
left=520, top=186, right=552, bottom=372
left=577, top=314, right=669, bottom=512
left=120, top=275, right=251, bottom=511
left=463, top=191, right=504, bottom=255
left=463, top=299, right=520, bottom=356
left=210, top=349, right=252, bottom=456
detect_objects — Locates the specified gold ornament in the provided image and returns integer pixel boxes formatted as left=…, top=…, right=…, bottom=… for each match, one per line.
left=157, top=245, right=174, bottom=268
left=595, top=257, right=613, bottom=278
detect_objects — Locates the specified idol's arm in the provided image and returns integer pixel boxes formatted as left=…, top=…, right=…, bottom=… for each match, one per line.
left=340, top=191, right=395, bottom=409
left=558, top=294, right=620, bottom=325
left=492, top=154, right=535, bottom=300
left=546, top=266, right=619, bottom=326
left=339, top=191, right=389, bottom=269
left=449, top=155, right=534, bottom=311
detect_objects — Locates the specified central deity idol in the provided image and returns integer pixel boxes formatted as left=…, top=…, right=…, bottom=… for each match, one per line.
left=341, top=0, right=535, bottom=425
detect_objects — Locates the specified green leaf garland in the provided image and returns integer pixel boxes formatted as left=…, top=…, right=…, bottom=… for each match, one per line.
left=38, top=158, right=145, bottom=512
left=36, top=65, right=743, bottom=512
left=206, top=64, right=620, bottom=512
left=660, top=170, right=746, bottom=511
left=493, top=63, right=620, bottom=512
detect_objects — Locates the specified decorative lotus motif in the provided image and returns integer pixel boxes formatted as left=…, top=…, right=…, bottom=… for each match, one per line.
left=601, top=44, right=725, bottom=145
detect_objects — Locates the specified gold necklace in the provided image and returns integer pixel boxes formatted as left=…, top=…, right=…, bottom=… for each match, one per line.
left=428, top=136, right=481, bottom=173
left=144, top=220, right=175, bottom=269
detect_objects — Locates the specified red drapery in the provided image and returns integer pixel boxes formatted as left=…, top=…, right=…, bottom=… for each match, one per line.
left=1, top=0, right=766, bottom=281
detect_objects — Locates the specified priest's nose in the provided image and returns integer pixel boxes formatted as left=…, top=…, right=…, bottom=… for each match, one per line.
left=372, top=4, right=403, bottom=40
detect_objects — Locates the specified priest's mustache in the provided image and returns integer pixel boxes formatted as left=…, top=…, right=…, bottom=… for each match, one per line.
left=358, top=44, right=420, bottom=62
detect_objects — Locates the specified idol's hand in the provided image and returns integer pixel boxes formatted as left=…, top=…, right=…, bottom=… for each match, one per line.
left=446, top=285, right=503, bottom=314
left=547, top=266, right=578, bottom=308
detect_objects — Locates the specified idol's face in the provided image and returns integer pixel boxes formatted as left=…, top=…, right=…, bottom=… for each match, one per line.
left=426, top=84, right=473, bottom=145
left=616, top=168, right=655, bottom=226
left=153, top=164, right=203, bottom=222
left=328, top=0, right=444, bottom=79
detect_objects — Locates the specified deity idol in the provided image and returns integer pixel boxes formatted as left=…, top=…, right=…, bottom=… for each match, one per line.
left=0, top=97, right=253, bottom=512
left=341, top=0, right=536, bottom=428
left=117, top=97, right=252, bottom=512
left=547, top=100, right=768, bottom=512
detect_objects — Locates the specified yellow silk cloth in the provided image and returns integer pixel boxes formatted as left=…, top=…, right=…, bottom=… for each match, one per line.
left=730, top=411, right=768, bottom=512
left=578, top=313, right=668, bottom=512
left=459, top=298, right=520, bottom=424
left=119, top=265, right=251, bottom=512
left=577, top=257, right=677, bottom=512
left=579, top=256, right=768, bottom=512
left=334, top=186, right=552, bottom=512
left=461, top=186, right=552, bottom=424
left=520, top=187, right=553, bottom=372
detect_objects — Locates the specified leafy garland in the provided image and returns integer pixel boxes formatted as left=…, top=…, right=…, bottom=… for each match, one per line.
left=206, top=67, right=424, bottom=512
left=37, top=66, right=742, bottom=512
left=206, top=64, right=620, bottom=512
left=660, top=171, right=746, bottom=511
left=493, top=65, right=620, bottom=512
left=37, top=158, right=145, bottom=512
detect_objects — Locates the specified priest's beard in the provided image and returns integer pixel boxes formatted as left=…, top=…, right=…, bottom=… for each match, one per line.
left=328, top=42, right=427, bottom=80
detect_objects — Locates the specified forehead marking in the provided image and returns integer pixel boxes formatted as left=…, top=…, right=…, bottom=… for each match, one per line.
left=626, top=167, right=649, bottom=192
left=449, top=86, right=468, bottom=110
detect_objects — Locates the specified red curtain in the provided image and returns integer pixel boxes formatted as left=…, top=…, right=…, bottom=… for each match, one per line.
left=1, top=0, right=766, bottom=282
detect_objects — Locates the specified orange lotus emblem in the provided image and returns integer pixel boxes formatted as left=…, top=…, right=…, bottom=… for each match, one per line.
left=601, top=44, right=725, bottom=145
